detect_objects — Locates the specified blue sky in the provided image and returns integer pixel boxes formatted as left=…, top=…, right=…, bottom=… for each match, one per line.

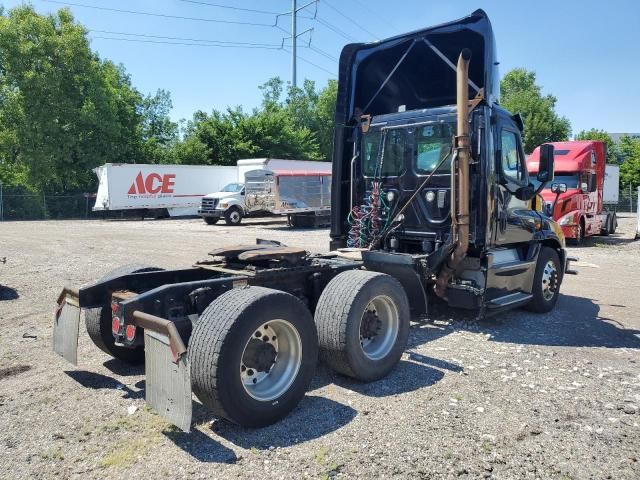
left=3, top=0, right=640, bottom=134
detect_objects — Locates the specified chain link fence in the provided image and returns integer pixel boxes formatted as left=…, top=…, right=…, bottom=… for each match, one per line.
left=609, top=185, right=638, bottom=213
left=0, top=186, right=97, bottom=220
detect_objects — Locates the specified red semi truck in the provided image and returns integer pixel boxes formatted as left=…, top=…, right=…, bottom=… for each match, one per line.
left=527, top=141, right=617, bottom=244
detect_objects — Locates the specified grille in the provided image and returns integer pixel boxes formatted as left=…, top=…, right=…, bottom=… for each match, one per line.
left=201, top=198, right=218, bottom=211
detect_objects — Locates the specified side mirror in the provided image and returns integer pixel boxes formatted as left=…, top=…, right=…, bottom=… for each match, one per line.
left=537, top=144, right=555, bottom=184
left=551, top=183, right=567, bottom=194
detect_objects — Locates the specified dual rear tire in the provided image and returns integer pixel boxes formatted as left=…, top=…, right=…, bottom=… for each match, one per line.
left=189, top=271, right=411, bottom=426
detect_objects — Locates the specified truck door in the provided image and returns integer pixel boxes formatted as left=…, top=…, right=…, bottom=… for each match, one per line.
left=581, top=161, right=599, bottom=234
left=493, top=116, right=539, bottom=246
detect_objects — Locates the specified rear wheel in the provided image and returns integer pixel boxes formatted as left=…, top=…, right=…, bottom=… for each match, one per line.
left=189, top=287, right=318, bottom=426
left=224, top=206, right=243, bottom=226
left=85, top=264, right=163, bottom=364
left=315, top=270, right=410, bottom=381
left=204, top=217, right=219, bottom=225
left=569, top=220, right=584, bottom=246
left=524, top=247, right=561, bottom=313
left=610, top=212, right=617, bottom=234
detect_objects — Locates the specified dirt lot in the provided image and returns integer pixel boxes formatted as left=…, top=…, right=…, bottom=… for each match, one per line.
left=1, top=215, right=639, bottom=479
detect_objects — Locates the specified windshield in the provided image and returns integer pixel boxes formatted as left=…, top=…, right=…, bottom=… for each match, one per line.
left=415, top=124, right=454, bottom=174
left=361, top=122, right=454, bottom=177
left=531, top=173, right=579, bottom=191
left=221, top=183, right=244, bottom=193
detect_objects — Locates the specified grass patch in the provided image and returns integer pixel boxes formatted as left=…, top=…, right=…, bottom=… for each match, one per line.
left=39, top=447, right=64, bottom=461
left=100, top=438, right=148, bottom=469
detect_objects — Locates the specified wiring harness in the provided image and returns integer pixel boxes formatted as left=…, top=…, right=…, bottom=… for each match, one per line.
left=347, top=182, right=392, bottom=248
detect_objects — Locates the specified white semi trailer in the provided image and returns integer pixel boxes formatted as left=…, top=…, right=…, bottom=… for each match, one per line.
left=93, top=163, right=237, bottom=217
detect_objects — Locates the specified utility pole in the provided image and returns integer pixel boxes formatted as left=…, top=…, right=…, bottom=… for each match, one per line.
left=291, top=0, right=297, bottom=88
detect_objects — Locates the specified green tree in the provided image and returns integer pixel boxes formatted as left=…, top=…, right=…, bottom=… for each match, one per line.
left=575, top=129, right=618, bottom=164
left=500, top=68, right=571, bottom=154
left=0, top=5, right=144, bottom=191
left=176, top=105, right=321, bottom=165
left=258, top=77, right=337, bottom=161
left=138, top=89, right=179, bottom=164
left=618, top=135, right=640, bottom=190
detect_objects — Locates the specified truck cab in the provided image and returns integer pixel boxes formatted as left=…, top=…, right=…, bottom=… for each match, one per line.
left=527, top=141, right=616, bottom=244
left=198, top=182, right=246, bottom=226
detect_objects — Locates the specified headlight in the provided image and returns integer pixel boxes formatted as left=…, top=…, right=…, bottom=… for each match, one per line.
left=425, top=191, right=435, bottom=202
left=219, top=203, right=228, bottom=209
left=386, top=191, right=395, bottom=202
left=558, top=213, right=575, bottom=226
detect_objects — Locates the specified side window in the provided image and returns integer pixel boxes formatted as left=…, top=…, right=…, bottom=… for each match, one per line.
left=500, top=130, right=524, bottom=183
left=581, top=172, right=597, bottom=192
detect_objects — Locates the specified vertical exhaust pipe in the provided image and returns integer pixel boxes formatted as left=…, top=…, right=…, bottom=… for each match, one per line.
left=435, top=48, right=472, bottom=298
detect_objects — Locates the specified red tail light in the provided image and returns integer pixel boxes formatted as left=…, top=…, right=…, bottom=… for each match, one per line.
left=111, top=317, right=121, bottom=334
left=125, top=324, right=136, bottom=342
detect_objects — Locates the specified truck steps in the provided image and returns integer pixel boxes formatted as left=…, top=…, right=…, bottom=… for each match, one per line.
left=486, top=292, right=533, bottom=309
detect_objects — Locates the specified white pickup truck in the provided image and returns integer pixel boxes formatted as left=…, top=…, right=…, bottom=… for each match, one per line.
left=198, top=182, right=246, bottom=225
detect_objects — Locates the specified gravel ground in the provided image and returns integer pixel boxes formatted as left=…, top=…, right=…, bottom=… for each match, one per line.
left=0, top=215, right=639, bottom=479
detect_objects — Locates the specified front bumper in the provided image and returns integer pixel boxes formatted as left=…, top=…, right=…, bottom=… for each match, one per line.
left=198, top=209, right=224, bottom=218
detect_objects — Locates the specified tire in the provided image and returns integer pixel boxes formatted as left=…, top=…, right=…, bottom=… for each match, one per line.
left=569, top=219, right=584, bottom=246
left=600, top=214, right=612, bottom=236
left=610, top=212, right=617, bottom=234
left=315, top=270, right=410, bottom=381
left=85, top=264, right=163, bottom=364
left=189, top=287, right=318, bottom=427
left=224, top=206, right=243, bottom=226
left=524, top=247, right=561, bottom=313
left=204, top=217, right=219, bottom=225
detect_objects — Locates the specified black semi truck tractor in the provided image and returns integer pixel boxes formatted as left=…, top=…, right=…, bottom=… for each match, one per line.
left=53, top=10, right=576, bottom=432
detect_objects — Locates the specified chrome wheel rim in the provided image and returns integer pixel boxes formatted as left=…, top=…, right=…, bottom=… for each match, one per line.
left=359, top=295, right=399, bottom=360
left=541, top=260, right=558, bottom=301
left=230, top=211, right=240, bottom=223
left=240, top=319, right=302, bottom=401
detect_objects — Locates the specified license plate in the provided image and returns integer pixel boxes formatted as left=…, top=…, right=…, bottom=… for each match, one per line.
left=52, top=299, right=81, bottom=365
left=144, top=330, right=192, bottom=432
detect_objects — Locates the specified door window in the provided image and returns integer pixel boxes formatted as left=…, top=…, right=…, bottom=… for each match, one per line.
left=500, top=130, right=524, bottom=183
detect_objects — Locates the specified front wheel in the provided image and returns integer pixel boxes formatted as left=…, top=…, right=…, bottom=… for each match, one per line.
left=189, top=287, right=318, bottom=427
left=224, top=206, right=243, bottom=226
left=315, top=270, right=410, bottom=381
left=570, top=221, right=584, bottom=246
left=204, top=217, right=219, bottom=225
left=524, top=247, right=561, bottom=313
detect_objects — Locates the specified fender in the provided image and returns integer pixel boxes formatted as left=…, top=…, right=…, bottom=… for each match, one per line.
left=217, top=197, right=245, bottom=214
left=533, top=217, right=566, bottom=266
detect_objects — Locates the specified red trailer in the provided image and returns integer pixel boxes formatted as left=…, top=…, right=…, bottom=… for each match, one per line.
left=527, top=141, right=617, bottom=244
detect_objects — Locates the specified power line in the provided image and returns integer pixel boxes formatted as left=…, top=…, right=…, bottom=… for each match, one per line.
left=315, top=15, right=358, bottom=42
left=309, top=45, right=337, bottom=62
left=40, top=0, right=275, bottom=27
left=89, top=29, right=283, bottom=48
left=351, top=0, right=399, bottom=35
left=283, top=47, right=336, bottom=77
left=321, top=0, right=378, bottom=39
left=175, top=0, right=278, bottom=16
left=90, top=35, right=283, bottom=50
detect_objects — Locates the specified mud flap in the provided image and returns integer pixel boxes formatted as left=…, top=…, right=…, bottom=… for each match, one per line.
left=52, top=299, right=81, bottom=365
left=144, top=330, right=192, bottom=432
